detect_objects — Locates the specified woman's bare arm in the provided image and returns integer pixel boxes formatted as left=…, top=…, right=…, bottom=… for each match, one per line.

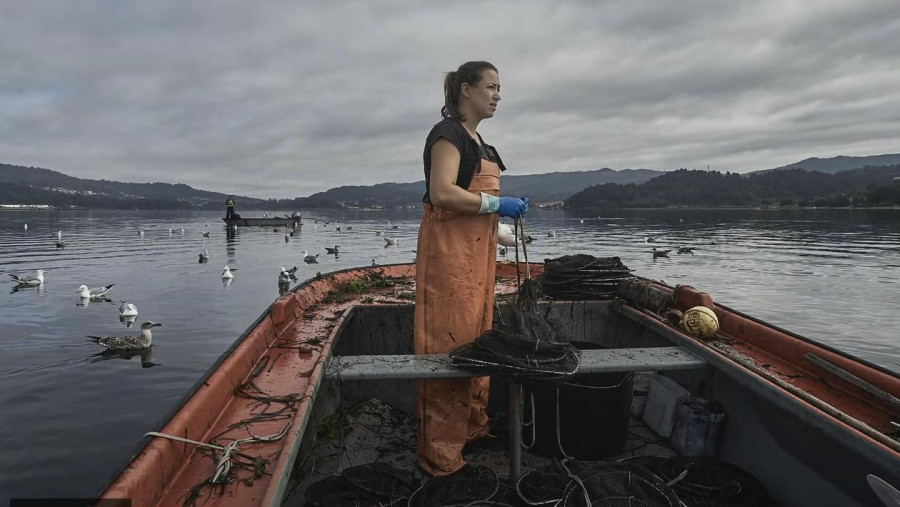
left=428, top=139, right=482, bottom=213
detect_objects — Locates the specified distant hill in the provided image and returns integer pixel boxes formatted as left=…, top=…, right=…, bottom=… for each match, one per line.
left=290, top=168, right=663, bottom=208
left=0, top=163, right=271, bottom=210
left=755, top=153, right=900, bottom=175
left=566, top=165, right=900, bottom=209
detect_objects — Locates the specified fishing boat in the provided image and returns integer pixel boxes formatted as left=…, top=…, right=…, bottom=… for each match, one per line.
left=223, top=214, right=301, bottom=228
left=97, top=260, right=900, bottom=507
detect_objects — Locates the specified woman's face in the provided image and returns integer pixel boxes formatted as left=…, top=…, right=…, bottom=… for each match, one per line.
left=464, top=69, right=501, bottom=120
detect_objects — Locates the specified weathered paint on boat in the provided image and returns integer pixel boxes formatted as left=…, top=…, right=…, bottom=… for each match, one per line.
left=96, top=262, right=900, bottom=506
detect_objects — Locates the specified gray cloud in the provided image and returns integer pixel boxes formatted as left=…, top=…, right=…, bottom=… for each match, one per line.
left=1, top=0, right=898, bottom=197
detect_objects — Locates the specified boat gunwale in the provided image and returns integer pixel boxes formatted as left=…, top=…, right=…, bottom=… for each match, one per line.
left=94, top=262, right=415, bottom=499
left=618, top=302, right=900, bottom=467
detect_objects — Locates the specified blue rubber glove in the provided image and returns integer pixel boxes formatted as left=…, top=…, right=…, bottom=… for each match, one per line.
left=498, top=196, right=528, bottom=218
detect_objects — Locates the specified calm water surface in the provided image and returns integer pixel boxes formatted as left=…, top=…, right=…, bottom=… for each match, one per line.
left=1, top=207, right=899, bottom=500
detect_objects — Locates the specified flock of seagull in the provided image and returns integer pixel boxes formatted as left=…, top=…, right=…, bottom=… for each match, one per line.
left=11, top=217, right=697, bottom=357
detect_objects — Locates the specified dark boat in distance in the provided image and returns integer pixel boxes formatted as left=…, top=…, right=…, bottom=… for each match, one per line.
left=222, top=213, right=301, bottom=228
left=97, top=261, right=900, bottom=507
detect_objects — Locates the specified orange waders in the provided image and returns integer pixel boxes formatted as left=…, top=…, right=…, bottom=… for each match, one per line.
left=414, top=159, right=500, bottom=476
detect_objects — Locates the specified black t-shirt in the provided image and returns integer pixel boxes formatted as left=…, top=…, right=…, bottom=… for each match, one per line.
left=422, top=118, right=507, bottom=202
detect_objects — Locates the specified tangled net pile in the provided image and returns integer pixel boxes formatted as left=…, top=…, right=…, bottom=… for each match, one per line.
left=304, top=462, right=418, bottom=506
left=449, top=277, right=580, bottom=379
left=542, top=254, right=633, bottom=300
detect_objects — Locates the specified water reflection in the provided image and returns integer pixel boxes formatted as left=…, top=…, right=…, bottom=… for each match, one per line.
left=77, top=296, right=111, bottom=308
left=119, top=315, right=137, bottom=328
left=10, top=283, right=44, bottom=295
left=89, top=347, right=159, bottom=368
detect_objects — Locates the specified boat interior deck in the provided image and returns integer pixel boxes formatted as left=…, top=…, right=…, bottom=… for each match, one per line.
left=281, top=302, right=760, bottom=506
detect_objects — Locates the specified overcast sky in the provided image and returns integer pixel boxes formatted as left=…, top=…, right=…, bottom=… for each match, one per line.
left=2, top=1, right=898, bottom=198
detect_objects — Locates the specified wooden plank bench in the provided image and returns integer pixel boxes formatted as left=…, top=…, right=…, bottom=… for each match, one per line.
left=326, top=347, right=706, bottom=380
left=324, top=346, right=707, bottom=480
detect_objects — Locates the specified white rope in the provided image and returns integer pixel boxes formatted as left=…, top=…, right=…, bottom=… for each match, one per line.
left=145, top=422, right=291, bottom=483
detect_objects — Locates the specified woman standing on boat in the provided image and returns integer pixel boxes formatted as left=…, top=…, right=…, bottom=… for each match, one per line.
left=415, top=60, right=528, bottom=476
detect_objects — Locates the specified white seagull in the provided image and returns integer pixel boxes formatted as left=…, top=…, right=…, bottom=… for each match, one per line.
left=222, top=266, right=234, bottom=279
left=77, top=283, right=115, bottom=299
left=88, top=321, right=161, bottom=350
left=118, top=301, right=139, bottom=317
left=497, top=223, right=517, bottom=247
left=9, top=270, right=45, bottom=286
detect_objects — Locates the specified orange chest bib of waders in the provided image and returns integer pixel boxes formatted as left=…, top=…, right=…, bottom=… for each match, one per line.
left=414, top=157, right=501, bottom=476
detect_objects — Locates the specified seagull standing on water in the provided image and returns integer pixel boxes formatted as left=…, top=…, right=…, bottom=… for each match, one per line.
left=9, top=270, right=45, bottom=286
left=77, top=283, right=115, bottom=299
left=88, top=321, right=161, bottom=350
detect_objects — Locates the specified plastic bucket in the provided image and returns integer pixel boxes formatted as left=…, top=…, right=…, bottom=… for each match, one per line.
left=522, top=341, right=634, bottom=459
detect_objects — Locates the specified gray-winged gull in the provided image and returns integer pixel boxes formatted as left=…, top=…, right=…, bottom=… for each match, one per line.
left=302, top=250, right=319, bottom=263
left=325, top=245, right=340, bottom=254
left=9, top=270, right=45, bottom=286
left=88, top=321, right=161, bottom=350
left=77, top=283, right=115, bottom=299
left=651, top=247, right=671, bottom=258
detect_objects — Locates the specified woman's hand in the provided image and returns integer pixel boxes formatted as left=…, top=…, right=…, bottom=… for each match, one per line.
left=498, top=196, right=528, bottom=218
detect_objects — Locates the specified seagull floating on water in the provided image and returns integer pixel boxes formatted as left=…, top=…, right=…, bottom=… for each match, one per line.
left=326, top=245, right=340, bottom=255
left=384, top=238, right=397, bottom=246
left=118, top=301, right=138, bottom=317
left=202, top=231, right=210, bottom=238
left=284, top=234, right=290, bottom=243
left=548, top=230, right=557, bottom=238
left=676, top=247, right=695, bottom=255
left=302, top=250, right=320, bottom=263
left=9, top=270, right=45, bottom=286
left=199, top=250, right=210, bottom=263
left=375, top=231, right=383, bottom=236
left=77, top=283, right=115, bottom=299
left=651, top=247, right=671, bottom=258
left=222, top=266, right=234, bottom=279
left=23, top=224, right=28, bottom=231
left=88, top=321, right=161, bottom=350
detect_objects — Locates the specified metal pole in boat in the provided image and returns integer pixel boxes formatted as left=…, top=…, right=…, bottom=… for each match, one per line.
left=509, top=380, right=523, bottom=481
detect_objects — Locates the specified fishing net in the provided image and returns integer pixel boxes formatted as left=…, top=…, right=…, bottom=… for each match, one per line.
left=656, top=457, right=773, bottom=507
left=449, top=218, right=580, bottom=379
left=557, top=461, right=682, bottom=507
left=304, top=475, right=381, bottom=506
left=341, top=462, right=419, bottom=503
left=516, top=459, right=588, bottom=505
left=303, top=463, right=418, bottom=506
left=407, top=465, right=499, bottom=507
left=542, top=255, right=633, bottom=300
